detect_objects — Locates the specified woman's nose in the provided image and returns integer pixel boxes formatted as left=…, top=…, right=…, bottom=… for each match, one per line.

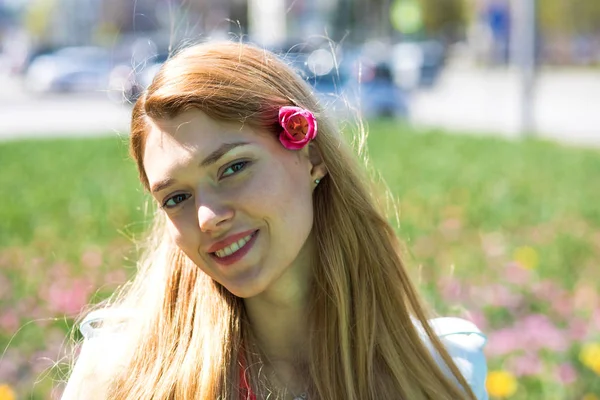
left=197, top=204, right=234, bottom=233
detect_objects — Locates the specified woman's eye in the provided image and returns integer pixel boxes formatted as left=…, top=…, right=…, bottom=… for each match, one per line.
left=163, top=193, right=191, bottom=209
left=221, top=161, right=248, bottom=178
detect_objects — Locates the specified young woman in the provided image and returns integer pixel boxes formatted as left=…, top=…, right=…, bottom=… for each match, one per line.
left=62, top=41, right=488, bottom=400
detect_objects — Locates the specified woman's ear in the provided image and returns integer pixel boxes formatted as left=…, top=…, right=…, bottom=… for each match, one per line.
left=307, top=143, right=328, bottom=182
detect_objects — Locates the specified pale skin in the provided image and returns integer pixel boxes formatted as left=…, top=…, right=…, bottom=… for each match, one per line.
left=143, top=109, right=327, bottom=395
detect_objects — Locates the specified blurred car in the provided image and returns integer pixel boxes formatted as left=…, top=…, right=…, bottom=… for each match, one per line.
left=344, top=61, right=409, bottom=119
left=392, top=40, right=446, bottom=90
left=418, top=40, right=446, bottom=87
left=24, top=46, right=112, bottom=93
left=9, top=44, right=60, bottom=76
left=296, top=48, right=409, bottom=119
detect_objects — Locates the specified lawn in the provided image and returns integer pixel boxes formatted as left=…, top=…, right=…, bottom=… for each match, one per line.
left=1, top=122, right=599, bottom=399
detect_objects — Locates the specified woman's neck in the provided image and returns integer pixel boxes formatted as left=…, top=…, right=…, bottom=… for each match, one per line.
left=242, top=235, right=315, bottom=399
left=244, top=284, right=311, bottom=398
left=243, top=261, right=311, bottom=363
left=243, top=233, right=316, bottom=363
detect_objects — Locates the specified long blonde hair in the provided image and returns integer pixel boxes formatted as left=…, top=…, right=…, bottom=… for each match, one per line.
left=91, top=41, right=477, bottom=399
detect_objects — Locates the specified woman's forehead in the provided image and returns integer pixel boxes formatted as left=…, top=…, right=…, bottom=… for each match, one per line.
left=142, top=110, right=274, bottom=178
left=148, top=110, right=248, bottom=145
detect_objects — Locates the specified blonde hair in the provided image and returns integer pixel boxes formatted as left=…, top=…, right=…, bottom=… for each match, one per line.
left=84, top=41, right=477, bottom=399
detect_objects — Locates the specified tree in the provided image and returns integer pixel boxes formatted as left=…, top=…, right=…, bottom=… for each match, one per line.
left=419, top=0, right=467, bottom=40
left=538, top=0, right=600, bottom=35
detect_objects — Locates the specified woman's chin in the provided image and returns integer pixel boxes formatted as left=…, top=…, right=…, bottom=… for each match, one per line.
left=226, top=284, right=266, bottom=299
left=220, top=274, right=270, bottom=299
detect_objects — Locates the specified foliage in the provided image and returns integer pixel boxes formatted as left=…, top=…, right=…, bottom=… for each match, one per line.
left=418, top=0, right=466, bottom=38
left=538, top=0, right=600, bottom=35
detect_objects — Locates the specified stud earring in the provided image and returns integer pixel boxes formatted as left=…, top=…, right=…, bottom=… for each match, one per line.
left=315, top=178, right=321, bottom=185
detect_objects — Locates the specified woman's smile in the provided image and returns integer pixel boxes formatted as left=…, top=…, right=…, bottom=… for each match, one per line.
left=208, top=229, right=260, bottom=266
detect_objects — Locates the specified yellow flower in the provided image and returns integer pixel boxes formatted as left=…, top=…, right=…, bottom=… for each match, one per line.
left=580, top=343, right=600, bottom=375
left=0, top=384, right=16, bottom=400
left=513, top=246, right=539, bottom=269
left=582, top=394, right=599, bottom=400
left=486, top=370, right=518, bottom=398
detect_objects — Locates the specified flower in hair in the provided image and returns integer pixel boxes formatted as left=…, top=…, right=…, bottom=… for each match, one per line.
left=278, top=106, right=318, bottom=150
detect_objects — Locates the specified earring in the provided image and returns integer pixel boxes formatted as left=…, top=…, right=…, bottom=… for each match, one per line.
left=315, top=178, right=321, bottom=185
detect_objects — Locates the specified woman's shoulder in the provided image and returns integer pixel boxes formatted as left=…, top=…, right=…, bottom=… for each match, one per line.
left=421, top=317, right=488, bottom=400
left=428, top=317, right=487, bottom=351
left=62, top=309, right=135, bottom=399
left=79, top=308, right=134, bottom=339
left=75, top=308, right=135, bottom=365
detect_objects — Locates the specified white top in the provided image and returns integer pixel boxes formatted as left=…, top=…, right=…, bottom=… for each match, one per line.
left=425, top=317, right=489, bottom=400
left=63, top=311, right=488, bottom=399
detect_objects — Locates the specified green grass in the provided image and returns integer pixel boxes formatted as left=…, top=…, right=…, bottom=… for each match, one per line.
left=1, top=123, right=600, bottom=398
left=367, top=121, right=600, bottom=286
left=0, top=137, right=148, bottom=257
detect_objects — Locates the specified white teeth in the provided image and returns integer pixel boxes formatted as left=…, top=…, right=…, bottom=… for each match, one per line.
left=214, top=233, right=253, bottom=258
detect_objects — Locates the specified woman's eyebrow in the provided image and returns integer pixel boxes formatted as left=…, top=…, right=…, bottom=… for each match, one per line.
left=199, top=141, right=251, bottom=168
left=151, top=177, right=177, bottom=194
left=150, top=142, right=251, bottom=194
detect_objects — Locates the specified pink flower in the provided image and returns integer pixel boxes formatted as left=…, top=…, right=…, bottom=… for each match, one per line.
left=573, top=283, right=598, bottom=313
left=550, top=291, right=573, bottom=319
left=0, top=273, right=12, bottom=301
left=470, top=284, right=522, bottom=309
left=439, top=218, right=462, bottom=239
left=531, top=280, right=563, bottom=302
left=503, top=262, right=532, bottom=286
left=516, top=314, right=569, bottom=353
left=80, top=248, right=103, bottom=269
left=480, top=232, right=506, bottom=258
left=555, top=362, right=577, bottom=385
left=486, top=314, right=569, bottom=357
left=278, top=106, right=317, bottom=150
left=568, top=318, right=589, bottom=341
left=507, top=353, right=543, bottom=377
left=462, top=310, right=488, bottom=332
left=438, top=276, right=463, bottom=302
left=105, top=269, right=128, bottom=285
left=43, top=278, right=92, bottom=316
left=592, top=309, right=600, bottom=333
left=0, top=309, right=19, bottom=333
left=486, top=328, right=524, bottom=356
left=0, top=349, right=19, bottom=382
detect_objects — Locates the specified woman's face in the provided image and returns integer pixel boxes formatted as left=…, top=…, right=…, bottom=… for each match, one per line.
left=143, top=109, right=325, bottom=298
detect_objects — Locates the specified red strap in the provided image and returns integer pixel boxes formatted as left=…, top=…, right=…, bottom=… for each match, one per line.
left=239, top=352, right=257, bottom=400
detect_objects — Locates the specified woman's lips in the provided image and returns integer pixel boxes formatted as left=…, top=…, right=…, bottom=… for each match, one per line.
left=206, top=229, right=257, bottom=253
left=208, top=230, right=259, bottom=266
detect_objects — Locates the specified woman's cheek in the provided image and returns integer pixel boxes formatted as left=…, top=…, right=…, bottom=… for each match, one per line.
left=167, top=215, right=198, bottom=253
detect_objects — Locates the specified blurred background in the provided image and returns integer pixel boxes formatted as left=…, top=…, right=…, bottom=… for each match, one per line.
left=0, top=0, right=599, bottom=399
